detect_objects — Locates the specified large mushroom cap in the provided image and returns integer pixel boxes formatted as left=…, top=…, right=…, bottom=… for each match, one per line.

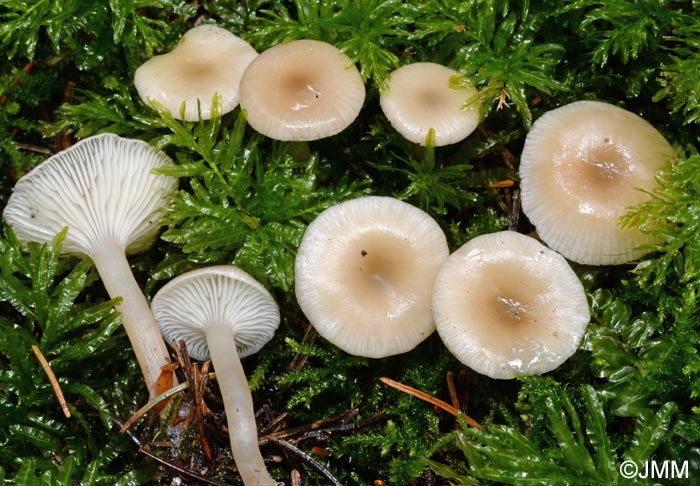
left=151, top=265, right=280, bottom=361
left=379, top=62, right=479, bottom=146
left=239, top=39, right=365, bottom=141
left=295, top=196, right=449, bottom=358
left=433, top=231, right=590, bottom=380
left=134, top=24, right=258, bottom=121
left=519, top=100, right=674, bottom=265
left=3, top=133, right=177, bottom=256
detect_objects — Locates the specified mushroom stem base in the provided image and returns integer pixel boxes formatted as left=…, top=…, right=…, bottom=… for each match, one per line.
left=206, top=324, right=277, bottom=485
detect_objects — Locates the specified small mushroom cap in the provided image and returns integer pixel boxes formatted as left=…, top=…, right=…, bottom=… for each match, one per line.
left=239, top=39, right=365, bottom=141
left=379, top=62, right=479, bottom=146
left=3, top=133, right=177, bottom=256
left=519, top=100, right=675, bottom=265
left=295, top=196, right=449, bottom=358
left=433, top=231, right=590, bottom=380
left=151, top=265, right=280, bottom=361
left=134, top=24, right=258, bottom=121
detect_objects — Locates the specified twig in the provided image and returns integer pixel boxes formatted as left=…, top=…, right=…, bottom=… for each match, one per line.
left=508, top=188, right=521, bottom=231
left=379, top=377, right=482, bottom=430
left=119, top=372, right=217, bottom=433
left=14, top=143, right=53, bottom=155
left=31, top=345, right=70, bottom=418
left=112, top=414, right=234, bottom=486
left=290, top=324, right=317, bottom=372
left=268, top=437, right=342, bottom=486
left=446, top=371, right=460, bottom=411
left=291, top=469, right=303, bottom=486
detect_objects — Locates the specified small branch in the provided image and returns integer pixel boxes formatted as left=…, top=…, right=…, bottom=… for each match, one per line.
left=120, top=372, right=217, bottom=433
left=379, top=377, right=482, bottom=430
left=112, top=414, right=234, bottom=486
left=446, top=371, right=460, bottom=411
left=32, top=345, right=70, bottom=418
left=268, top=437, right=342, bottom=486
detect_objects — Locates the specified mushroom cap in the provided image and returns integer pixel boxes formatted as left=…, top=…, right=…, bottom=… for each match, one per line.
left=433, top=231, right=590, bottom=380
left=519, top=100, right=674, bottom=265
left=134, top=24, right=258, bottom=122
left=379, top=62, right=479, bottom=146
left=239, top=39, right=365, bottom=141
left=151, top=265, right=280, bottom=361
left=295, top=196, right=449, bottom=358
left=3, top=133, right=177, bottom=256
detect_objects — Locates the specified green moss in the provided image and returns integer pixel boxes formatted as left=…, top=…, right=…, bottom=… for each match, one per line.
left=1, top=0, right=699, bottom=484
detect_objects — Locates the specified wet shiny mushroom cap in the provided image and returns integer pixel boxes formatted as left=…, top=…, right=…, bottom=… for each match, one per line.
left=295, top=196, right=449, bottom=358
left=134, top=24, right=258, bottom=121
left=433, top=231, right=590, bottom=379
left=239, top=39, right=365, bottom=141
left=519, top=100, right=674, bottom=265
left=380, top=62, right=479, bottom=146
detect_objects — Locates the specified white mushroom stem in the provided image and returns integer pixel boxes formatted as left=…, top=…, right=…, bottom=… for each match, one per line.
left=90, top=239, right=171, bottom=395
left=205, top=323, right=277, bottom=486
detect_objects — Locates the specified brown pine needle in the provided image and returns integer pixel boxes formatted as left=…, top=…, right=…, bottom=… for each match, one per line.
left=379, top=376, right=482, bottom=430
left=32, top=345, right=70, bottom=418
left=446, top=371, right=460, bottom=411
left=488, top=179, right=515, bottom=188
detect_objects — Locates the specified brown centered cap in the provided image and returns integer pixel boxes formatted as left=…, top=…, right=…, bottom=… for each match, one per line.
left=295, top=196, right=449, bottom=358
left=239, top=39, right=365, bottom=141
left=519, top=100, right=674, bottom=265
left=135, top=24, right=258, bottom=121
left=380, top=62, right=479, bottom=146
left=433, top=231, right=590, bottom=379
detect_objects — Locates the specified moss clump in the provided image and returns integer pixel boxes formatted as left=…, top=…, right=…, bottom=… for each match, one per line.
left=1, top=0, right=699, bottom=484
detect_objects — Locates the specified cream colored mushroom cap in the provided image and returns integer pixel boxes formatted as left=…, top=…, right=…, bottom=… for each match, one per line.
left=379, top=62, right=479, bottom=146
left=295, top=196, right=449, bottom=358
left=151, top=265, right=280, bottom=361
left=239, top=39, right=365, bottom=141
left=2, top=133, right=177, bottom=256
left=134, top=24, right=258, bottom=122
left=433, top=231, right=590, bottom=380
left=519, top=100, right=674, bottom=265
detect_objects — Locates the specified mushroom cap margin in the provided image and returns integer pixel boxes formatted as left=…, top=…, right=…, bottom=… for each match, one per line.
left=151, top=265, right=280, bottom=361
left=2, top=133, right=177, bottom=257
left=433, top=231, right=590, bottom=379
left=519, top=100, right=674, bottom=265
left=295, top=196, right=449, bottom=358
left=379, top=62, right=479, bottom=146
left=134, top=24, right=258, bottom=122
left=239, top=39, right=365, bottom=141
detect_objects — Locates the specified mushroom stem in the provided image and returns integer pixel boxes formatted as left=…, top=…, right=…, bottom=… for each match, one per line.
left=205, top=323, right=277, bottom=486
left=90, top=240, right=172, bottom=395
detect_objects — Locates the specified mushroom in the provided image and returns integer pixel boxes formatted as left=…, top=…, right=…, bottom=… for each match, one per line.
left=134, top=24, right=258, bottom=121
left=433, top=231, right=590, bottom=379
left=519, top=100, right=675, bottom=265
left=295, top=196, right=449, bottom=358
left=3, top=133, right=177, bottom=394
left=239, top=39, right=365, bottom=141
left=151, top=265, right=280, bottom=486
left=379, top=62, right=480, bottom=146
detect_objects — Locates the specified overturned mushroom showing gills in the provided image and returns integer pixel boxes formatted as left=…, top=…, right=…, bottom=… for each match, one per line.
left=3, top=133, right=177, bottom=393
left=295, top=196, right=449, bottom=358
left=379, top=62, right=479, bottom=146
left=519, top=100, right=675, bottom=265
left=151, top=265, right=280, bottom=486
left=433, top=231, right=590, bottom=379
left=239, top=39, right=365, bottom=141
left=134, top=24, right=258, bottom=121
